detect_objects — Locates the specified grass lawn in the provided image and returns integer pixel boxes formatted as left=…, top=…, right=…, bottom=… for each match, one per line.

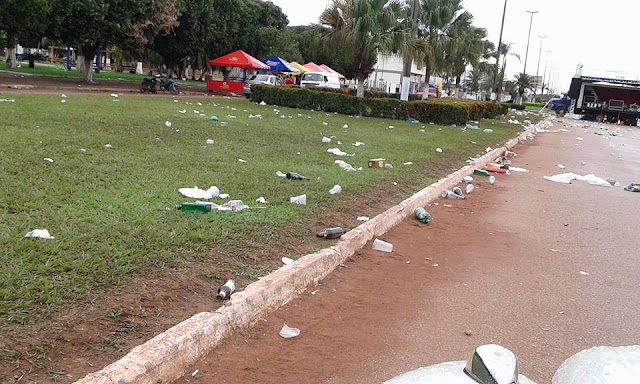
left=0, top=92, right=540, bottom=324
left=0, top=60, right=200, bottom=87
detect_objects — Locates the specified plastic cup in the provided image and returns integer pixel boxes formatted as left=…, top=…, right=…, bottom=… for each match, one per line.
left=372, top=239, right=393, bottom=253
left=290, top=194, right=307, bottom=205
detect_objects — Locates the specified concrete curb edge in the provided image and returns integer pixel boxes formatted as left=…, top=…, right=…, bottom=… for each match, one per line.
left=75, top=117, right=548, bottom=384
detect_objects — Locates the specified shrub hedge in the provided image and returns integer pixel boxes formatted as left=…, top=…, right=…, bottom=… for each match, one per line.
left=250, top=85, right=507, bottom=125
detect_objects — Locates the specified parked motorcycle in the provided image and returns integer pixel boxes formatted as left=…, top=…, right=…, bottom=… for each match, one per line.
left=384, top=343, right=640, bottom=384
left=140, top=75, right=179, bottom=95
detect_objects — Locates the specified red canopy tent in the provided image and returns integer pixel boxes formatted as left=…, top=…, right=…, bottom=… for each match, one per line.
left=319, top=64, right=345, bottom=79
left=208, top=50, right=269, bottom=70
left=207, top=50, right=269, bottom=93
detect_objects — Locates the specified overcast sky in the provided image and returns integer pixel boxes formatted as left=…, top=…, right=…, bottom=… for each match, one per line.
left=268, top=0, right=640, bottom=92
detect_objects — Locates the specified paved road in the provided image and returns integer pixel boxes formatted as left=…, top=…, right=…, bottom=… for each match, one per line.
left=178, top=118, right=640, bottom=383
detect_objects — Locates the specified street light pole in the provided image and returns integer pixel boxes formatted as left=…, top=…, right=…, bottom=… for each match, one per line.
left=541, top=50, right=551, bottom=95
left=492, top=0, right=508, bottom=101
left=523, top=10, right=538, bottom=74
left=534, top=35, right=546, bottom=97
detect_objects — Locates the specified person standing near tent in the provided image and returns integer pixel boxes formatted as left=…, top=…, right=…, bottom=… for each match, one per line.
left=284, top=74, right=295, bottom=86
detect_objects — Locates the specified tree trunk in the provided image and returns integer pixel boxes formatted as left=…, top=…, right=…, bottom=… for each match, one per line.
left=422, top=58, right=432, bottom=100
left=76, top=46, right=92, bottom=81
left=400, top=56, right=412, bottom=101
left=356, top=77, right=365, bottom=98
left=6, top=32, right=17, bottom=68
left=455, top=75, right=461, bottom=98
left=82, top=56, right=94, bottom=82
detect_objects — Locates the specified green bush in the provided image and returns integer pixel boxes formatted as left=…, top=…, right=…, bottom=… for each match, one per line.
left=250, top=85, right=504, bottom=125
left=506, top=103, right=526, bottom=111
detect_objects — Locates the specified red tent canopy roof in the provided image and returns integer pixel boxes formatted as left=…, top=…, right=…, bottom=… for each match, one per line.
left=319, top=64, right=345, bottom=79
left=208, top=50, right=269, bottom=70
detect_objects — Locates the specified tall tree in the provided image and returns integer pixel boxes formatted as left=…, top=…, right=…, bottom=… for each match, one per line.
left=446, top=24, right=489, bottom=97
left=514, top=72, right=531, bottom=104
left=50, top=0, right=178, bottom=82
left=320, top=0, right=406, bottom=98
left=293, top=25, right=355, bottom=79
left=0, top=0, right=52, bottom=68
left=416, top=0, right=468, bottom=99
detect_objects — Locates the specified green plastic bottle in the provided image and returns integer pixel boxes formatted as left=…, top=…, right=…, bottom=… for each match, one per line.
left=415, top=207, right=432, bottom=223
left=176, top=202, right=212, bottom=213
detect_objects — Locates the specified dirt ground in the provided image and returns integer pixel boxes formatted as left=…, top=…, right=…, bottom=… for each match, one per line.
left=173, top=119, right=640, bottom=384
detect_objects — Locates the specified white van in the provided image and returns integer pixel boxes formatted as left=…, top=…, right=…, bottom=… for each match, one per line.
left=300, top=72, right=341, bottom=89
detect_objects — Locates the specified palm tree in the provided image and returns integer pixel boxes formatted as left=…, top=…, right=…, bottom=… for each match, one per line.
left=320, top=0, right=406, bottom=98
left=514, top=72, right=531, bottom=104
left=416, top=0, right=469, bottom=99
left=444, top=22, right=489, bottom=98
left=464, top=68, right=483, bottom=95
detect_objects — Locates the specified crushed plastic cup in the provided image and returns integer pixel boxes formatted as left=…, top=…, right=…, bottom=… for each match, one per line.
left=452, top=186, right=465, bottom=199
left=206, top=139, right=214, bottom=145
left=489, top=176, right=496, bottom=185
left=329, top=185, right=342, bottom=195
left=290, top=194, right=307, bottom=205
left=466, top=184, right=475, bottom=194
left=372, top=238, right=393, bottom=253
left=463, top=176, right=474, bottom=183
left=435, top=148, right=443, bottom=153
left=279, top=324, right=301, bottom=339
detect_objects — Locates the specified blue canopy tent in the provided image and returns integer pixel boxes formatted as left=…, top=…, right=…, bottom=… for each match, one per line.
left=263, top=56, right=301, bottom=73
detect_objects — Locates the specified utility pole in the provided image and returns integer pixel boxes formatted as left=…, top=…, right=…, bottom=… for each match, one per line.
left=533, top=35, right=546, bottom=97
left=523, top=10, right=538, bottom=74
left=492, top=0, right=508, bottom=101
left=400, top=0, right=420, bottom=101
left=542, top=50, right=551, bottom=95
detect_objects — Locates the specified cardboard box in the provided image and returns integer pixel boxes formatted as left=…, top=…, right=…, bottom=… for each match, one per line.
left=368, top=158, right=386, bottom=168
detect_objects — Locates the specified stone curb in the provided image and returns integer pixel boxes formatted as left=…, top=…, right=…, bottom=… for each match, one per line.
left=75, top=117, right=548, bottom=384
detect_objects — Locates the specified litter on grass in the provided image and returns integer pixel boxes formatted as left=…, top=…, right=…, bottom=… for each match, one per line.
left=352, top=141, right=365, bottom=147
left=44, top=158, right=54, bottom=163
left=327, top=148, right=354, bottom=157
left=196, top=200, right=246, bottom=212
left=544, top=173, right=611, bottom=187
left=24, top=229, right=55, bottom=240
left=290, top=194, right=307, bottom=205
left=165, top=121, right=172, bottom=127
left=255, top=196, right=267, bottom=204
left=179, top=186, right=220, bottom=199
left=279, top=324, right=301, bottom=339
left=335, top=160, right=357, bottom=172
left=329, top=185, right=342, bottom=195
left=282, top=257, right=294, bottom=266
